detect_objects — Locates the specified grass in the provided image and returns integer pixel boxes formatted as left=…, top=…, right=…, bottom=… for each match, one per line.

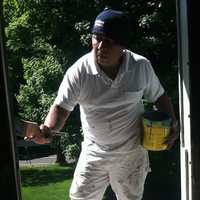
left=20, top=163, right=117, bottom=200
left=20, top=164, right=75, bottom=200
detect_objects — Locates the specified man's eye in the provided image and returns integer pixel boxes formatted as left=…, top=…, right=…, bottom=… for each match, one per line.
left=93, top=35, right=116, bottom=46
left=95, top=36, right=102, bottom=42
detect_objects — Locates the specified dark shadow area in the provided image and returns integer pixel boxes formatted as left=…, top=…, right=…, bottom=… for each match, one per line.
left=143, top=144, right=181, bottom=200
left=20, top=164, right=75, bottom=187
left=103, top=185, right=117, bottom=200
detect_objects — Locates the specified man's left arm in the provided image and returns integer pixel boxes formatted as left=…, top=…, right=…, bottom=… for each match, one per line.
left=155, top=92, right=179, bottom=149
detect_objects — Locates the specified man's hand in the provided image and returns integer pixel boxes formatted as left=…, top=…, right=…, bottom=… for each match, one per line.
left=164, top=121, right=179, bottom=150
left=24, top=122, right=52, bottom=144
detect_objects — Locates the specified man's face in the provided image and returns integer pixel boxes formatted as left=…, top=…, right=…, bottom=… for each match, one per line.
left=92, top=34, right=123, bottom=68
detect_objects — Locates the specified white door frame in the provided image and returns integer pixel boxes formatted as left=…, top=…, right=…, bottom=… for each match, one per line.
left=176, top=0, right=192, bottom=199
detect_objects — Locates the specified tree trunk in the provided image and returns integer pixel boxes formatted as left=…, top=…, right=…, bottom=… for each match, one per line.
left=55, top=144, right=67, bottom=165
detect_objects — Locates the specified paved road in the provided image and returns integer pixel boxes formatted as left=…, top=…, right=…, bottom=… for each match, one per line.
left=19, top=154, right=57, bottom=166
left=19, top=154, right=75, bottom=166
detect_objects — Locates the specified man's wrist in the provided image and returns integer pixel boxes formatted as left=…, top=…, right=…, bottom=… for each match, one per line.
left=40, top=124, right=53, bottom=139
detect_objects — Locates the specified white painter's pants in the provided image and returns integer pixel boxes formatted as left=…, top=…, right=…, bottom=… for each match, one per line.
left=70, top=139, right=150, bottom=200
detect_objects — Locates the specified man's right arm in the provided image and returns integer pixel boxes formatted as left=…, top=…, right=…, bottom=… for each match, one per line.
left=43, top=104, right=70, bottom=131
left=25, top=104, right=71, bottom=144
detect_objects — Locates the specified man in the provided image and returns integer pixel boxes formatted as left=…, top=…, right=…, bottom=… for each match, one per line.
left=26, top=9, right=178, bottom=200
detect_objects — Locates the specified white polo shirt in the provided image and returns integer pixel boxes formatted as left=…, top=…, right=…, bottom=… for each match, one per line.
left=54, top=49, right=164, bottom=149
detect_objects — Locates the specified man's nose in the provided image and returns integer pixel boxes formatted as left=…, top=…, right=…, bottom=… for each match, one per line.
left=97, top=40, right=108, bottom=49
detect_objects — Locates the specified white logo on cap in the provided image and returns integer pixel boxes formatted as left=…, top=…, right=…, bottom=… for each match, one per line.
left=94, top=20, right=104, bottom=27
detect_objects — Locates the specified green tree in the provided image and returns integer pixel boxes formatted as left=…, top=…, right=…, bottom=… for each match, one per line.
left=3, top=0, right=85, bottom=163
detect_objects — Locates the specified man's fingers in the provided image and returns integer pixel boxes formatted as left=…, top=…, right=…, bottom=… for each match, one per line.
left=163, top=131, right=179, bottom=150
left=23, top=123, right=53, bottom=144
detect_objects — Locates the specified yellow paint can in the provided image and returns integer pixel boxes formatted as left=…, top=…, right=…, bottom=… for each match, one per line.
left=142, top=110, right=171, bottom=151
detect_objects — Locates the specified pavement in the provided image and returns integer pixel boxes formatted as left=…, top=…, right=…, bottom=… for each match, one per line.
left=19, top=154, right=57, bottom=166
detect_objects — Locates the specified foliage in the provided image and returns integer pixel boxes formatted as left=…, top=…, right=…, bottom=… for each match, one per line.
left=62, top=126, right=83, bottom=161
left=16, top=40, right=66, bottom=122
left=48, top=107, right=83, bottom=161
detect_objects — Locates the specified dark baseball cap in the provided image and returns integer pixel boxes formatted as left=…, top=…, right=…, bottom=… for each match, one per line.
left=91, top=9, right=130, bottom=46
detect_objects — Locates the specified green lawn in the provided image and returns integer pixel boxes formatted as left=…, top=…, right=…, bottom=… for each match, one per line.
left=20, top=164, right=74, bottom=200
left=20, top=164, right=116, bottom=200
